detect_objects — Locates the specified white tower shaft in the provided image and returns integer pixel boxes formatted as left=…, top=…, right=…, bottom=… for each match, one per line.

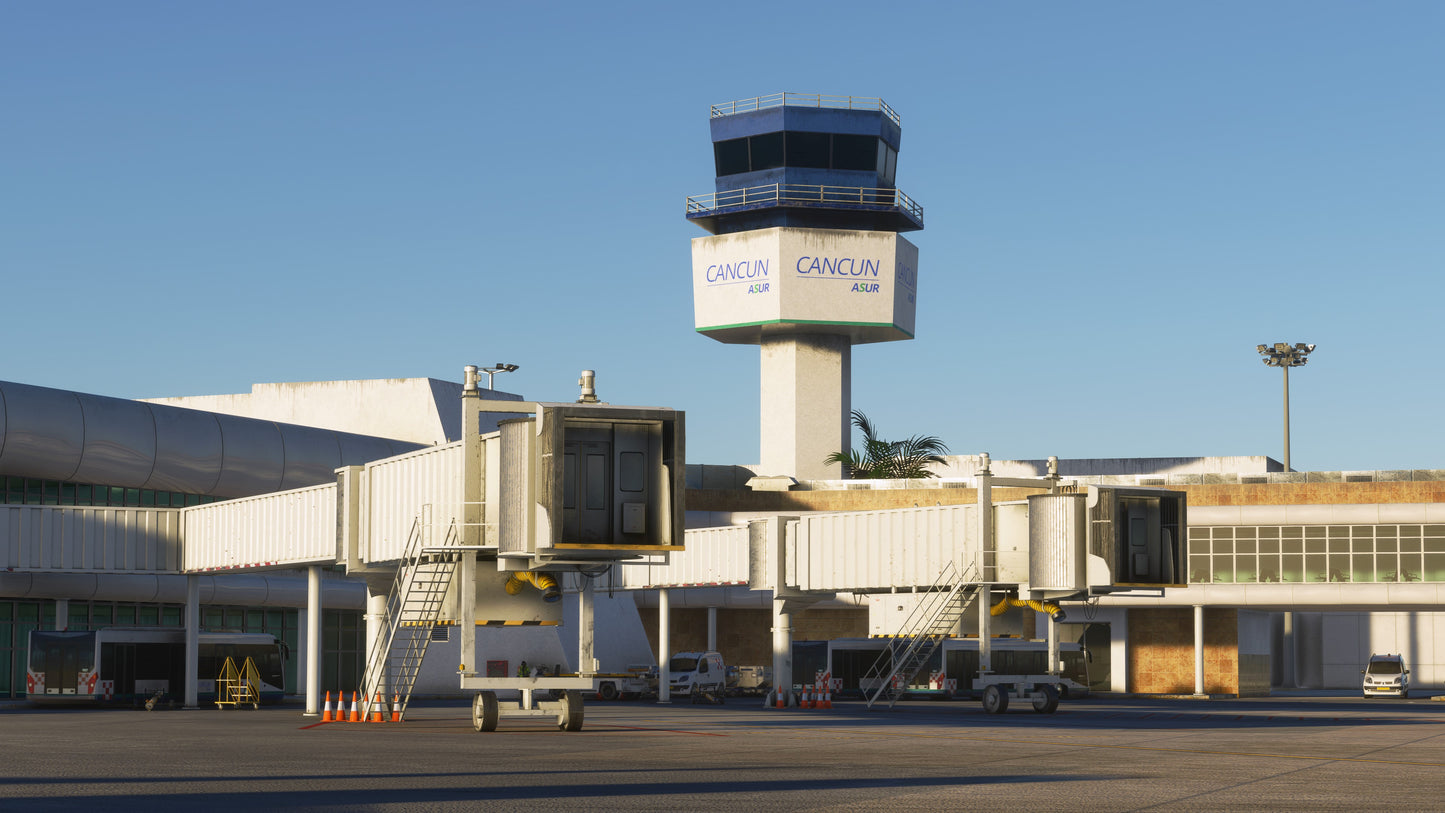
left=759, top=334, right=851, bottom=480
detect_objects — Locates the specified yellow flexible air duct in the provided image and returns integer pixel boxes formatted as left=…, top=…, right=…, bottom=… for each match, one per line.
left=990, top=596, right=1066, bottom=622
left=504, top=571, right=562, bottom=603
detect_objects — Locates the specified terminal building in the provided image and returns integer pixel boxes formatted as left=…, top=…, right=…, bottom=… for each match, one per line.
left=4, top=374, right=1445, bottom=702
left=6, top=94, right=1442, bottom=704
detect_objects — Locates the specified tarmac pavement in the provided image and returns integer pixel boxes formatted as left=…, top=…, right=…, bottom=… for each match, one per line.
left=3, top=693, right=1443, bottom=811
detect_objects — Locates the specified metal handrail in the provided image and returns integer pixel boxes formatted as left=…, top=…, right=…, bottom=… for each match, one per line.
left=686, top=183, right=923, bottom=223
left=359, top=509, right=463, bottom=721
left=860, top=561, right=979, bottom=709
left=710, top=92, right=899, bottom=126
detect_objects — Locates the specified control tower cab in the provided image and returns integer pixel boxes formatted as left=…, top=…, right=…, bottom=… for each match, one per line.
left=687, top=93, right=923, bottom=479
left=688, top=94, right=922, bottom=236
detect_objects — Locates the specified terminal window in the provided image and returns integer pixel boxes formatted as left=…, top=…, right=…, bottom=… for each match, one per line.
left=1188, top=524, right=1445, bottom=584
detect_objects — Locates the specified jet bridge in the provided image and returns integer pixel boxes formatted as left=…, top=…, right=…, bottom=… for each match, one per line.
left=349, top=367, right=686, bottom=731
left=168, top=375, right=1183, bottom=721
left=641, top=457, right=1186, bottom=713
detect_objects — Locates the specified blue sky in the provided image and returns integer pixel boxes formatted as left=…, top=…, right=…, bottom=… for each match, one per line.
left=4, top=2, right=1442, bottom=472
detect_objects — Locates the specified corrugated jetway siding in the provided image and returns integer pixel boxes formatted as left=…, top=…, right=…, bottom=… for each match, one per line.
left=793, top=505, right=977, bottom=592
left=1, top=506, right=182, bottom=572
left=181, top=483, right=337, bottom=572
left=618, top=525, right=751, bottom=589
left=364, top=441, right=463, bottom=564
left=616, top=508, right=978, bottom=592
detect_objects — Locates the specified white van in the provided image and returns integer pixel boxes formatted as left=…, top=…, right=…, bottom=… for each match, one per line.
left=668, top=651, right=726, bottom=698
left=1362, top=654, right=1410, bottom=698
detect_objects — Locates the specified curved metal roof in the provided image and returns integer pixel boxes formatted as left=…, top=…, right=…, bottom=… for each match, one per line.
left=0, top=380, right=424, bottom=498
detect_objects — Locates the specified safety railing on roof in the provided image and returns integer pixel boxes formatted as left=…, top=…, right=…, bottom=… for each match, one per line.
left=686, top=183, right=923, bottom=223
left=711, top=93, right=900, bottom=126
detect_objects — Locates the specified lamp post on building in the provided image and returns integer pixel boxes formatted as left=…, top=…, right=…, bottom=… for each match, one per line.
left=1256, top=342, right=1315, bottom=472
left=481, top=363, right=519, bottom=390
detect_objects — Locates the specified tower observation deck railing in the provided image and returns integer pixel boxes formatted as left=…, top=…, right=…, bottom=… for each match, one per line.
left=686, top=183, right=923, bottom=225
left=710, top=92, right=900, bottom=126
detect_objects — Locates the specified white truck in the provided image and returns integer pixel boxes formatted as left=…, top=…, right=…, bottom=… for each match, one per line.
left=668, top=651, right=726, bottom=702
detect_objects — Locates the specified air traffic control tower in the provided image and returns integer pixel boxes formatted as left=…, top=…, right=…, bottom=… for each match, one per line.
left=687, top=93, right=923, bottom=479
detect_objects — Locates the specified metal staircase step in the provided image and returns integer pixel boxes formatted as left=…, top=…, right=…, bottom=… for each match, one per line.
left=862, top=561, right=981, bottom=710
left=359, top=514, right=463, bottom=721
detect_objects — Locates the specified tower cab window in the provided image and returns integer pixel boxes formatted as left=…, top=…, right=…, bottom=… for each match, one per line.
left=713, top=132, right=887, bottom=176
left=715, top=139, right=750, bottom=176
left=786, top=132, right=830, bottom=168
left=831, top=134, right=877, bottom=171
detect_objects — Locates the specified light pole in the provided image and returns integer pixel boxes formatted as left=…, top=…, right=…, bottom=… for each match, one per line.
left=1256, top=342, right=1315, bottom=472
left=481, top=362, right=519, bottom=390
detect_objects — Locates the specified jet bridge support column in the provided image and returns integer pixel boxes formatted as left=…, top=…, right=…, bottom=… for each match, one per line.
left=772, top=600, right=792, bottom=707
left=578, top=574, right=596, bottom=678
left=459, top=365, right=481, bottom=684
left=707, top=607, right=717, bottom=652
left=658, top=588, right=671, bottom=703
left=978, top=586, right=991, bottom=673
left=304, top=565, right=321, bottom=716
left=459, top=557, right=476, bottom=678
left=184, top=575, right=199, bottom=709
left=365, top=587, right=387, bottom=700
left=977, top=455, right=993, bottom=675
left=1046, top=610, right=1058, bottom=677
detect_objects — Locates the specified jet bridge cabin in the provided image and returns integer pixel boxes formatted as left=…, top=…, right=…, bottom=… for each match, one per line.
left=1028, top=485, right=1189, bottom=597
left=438, top=392, right=687, bottom=732
left=497, top=403, right=685, bottom=559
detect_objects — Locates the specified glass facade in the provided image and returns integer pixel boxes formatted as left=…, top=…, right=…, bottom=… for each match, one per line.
left=0, top=599, right=363, bottom=699
left=1189, top=524, right=1445, bottom=584
left=2, top=476, right=221, bottom=508
left=2, top=478, right=366, bottom=699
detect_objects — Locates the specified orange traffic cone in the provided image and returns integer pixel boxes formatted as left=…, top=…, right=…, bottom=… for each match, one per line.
left=370, top=692, right=385, bottom=723
left=801, top=688, right=811, bottom=709
left=321, top=691, right=333, bottom=722
left=822, top=688, right=832, bottom=709
left=775, top=689, right=786, bottom=709
left=348, top=690, right=360, bottom=723
left=391, top=693, right=402, bottom=723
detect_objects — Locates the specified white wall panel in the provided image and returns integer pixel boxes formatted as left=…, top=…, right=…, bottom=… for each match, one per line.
left=364, top=441, right=463, bottom=564
left=1318, top=611, right=1444, bottom=690
left=181, top=483, right=336, bottom=572
left=1, top=505, right=182, bottom=573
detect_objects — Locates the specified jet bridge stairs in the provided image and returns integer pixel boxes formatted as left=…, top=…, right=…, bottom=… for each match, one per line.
left=359, top=517, right=463, bottom=722
left=862, top=560, right=981, bottom=710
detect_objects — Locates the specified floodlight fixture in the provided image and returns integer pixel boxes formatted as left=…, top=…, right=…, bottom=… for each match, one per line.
left=1256, top=341, right=1316, bottom=472
left=482, top=363, right=520, bottom=390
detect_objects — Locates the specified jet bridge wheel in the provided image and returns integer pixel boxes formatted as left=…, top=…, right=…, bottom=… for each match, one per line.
left=558, top=690, right=585, bottom=732
left=1031, top=684, right=1060, bottom=714
left=982, top=684, right=1009, bottom=714
left=472, top=691, right=499, bottom=732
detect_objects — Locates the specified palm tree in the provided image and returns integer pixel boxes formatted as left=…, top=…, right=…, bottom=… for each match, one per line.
left=824, top=410, right=950, bottom=479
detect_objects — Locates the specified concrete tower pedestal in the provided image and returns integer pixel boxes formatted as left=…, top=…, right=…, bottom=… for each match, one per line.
left=760, top=334, right=851, bottom=479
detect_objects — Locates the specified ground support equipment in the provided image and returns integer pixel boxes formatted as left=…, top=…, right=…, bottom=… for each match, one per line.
left=974, top=674, right=1063, bottom=714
